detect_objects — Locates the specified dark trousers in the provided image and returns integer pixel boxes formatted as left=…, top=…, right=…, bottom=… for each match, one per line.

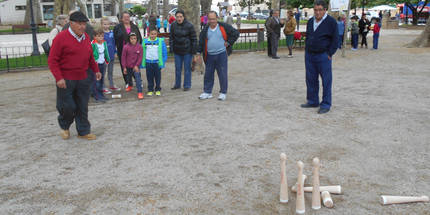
left=94, top=63, right=106, bottom=100
left=351, top=34, right=359, bottom=49
left=271, top=33, right=280, bottom=57
left=146, top=63, right=161, bottom=91
left=361, top=32, right=368, bottom=47
left=338, top=34, right=344, bottom=49
left=305, top=52, right=332, bottom=109
left=204, top=51, right=228, bottom=94
left=56, top=78, right=91, bottom=136
left=267, top=34, right=272, bottom=56
left=373, top=33, right=379, bottom=49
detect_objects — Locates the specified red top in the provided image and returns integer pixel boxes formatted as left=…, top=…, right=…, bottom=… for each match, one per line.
left=169, top=16, right=176, bottom=24
left=48, top=30, right=99, bottom=82
left=121, top=43, right=143, bottom=69
left=373, top=23, right=381, bottom=34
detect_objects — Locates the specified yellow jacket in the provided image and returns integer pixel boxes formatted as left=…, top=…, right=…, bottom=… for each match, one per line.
left=284, top=17, right=297, bottom=35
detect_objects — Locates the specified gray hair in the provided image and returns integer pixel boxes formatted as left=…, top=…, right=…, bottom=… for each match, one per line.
left=314, top=0, right=328, bottom=10
left=56, top=14, right=67, bottom=23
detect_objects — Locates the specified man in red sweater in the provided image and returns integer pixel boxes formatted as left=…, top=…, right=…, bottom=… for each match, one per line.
left=48, top=11, right=101, bottom=140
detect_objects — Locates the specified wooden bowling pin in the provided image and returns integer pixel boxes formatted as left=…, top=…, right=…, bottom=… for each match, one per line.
left=322, top=191, right=334, bottom=208
left=280, top=153, right=288, bottom=203
left=312, top=157, right=321, bottom=210
left=291, top=185, right=342, bottom=194
left=296, top=161, right=305, bottom=214
left=380, top=195, right=429, bottom=205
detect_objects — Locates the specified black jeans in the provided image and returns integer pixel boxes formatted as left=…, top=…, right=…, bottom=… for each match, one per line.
left=56, top=78, right=91, bottom=136
left=267, top=34, right=272, bottom=56
left=361, top=32, right=368, bottom=47
left=271, top=33, right=280, bottom=57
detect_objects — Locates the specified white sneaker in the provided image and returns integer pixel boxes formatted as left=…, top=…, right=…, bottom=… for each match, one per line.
left=287, top=55, right=293, bottom=58
left=199, top=93, right=213, bottom=100
left=218, top=93, right=226, bottom=101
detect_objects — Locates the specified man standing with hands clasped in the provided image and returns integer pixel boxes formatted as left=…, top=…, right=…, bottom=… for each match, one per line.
left=301, top=0, right=338, bottom=114
left=48, top=11, right=101, bottom=140
left=265, top=10, right=284, bottom=59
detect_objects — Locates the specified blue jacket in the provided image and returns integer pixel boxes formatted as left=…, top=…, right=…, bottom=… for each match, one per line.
left=104, top=30, right=116, bottom=60
left=305, top=15, right=338, bottom=57
left=156, top=18, right=161, bottom=28
left=142, top=37, right=168, bottom=69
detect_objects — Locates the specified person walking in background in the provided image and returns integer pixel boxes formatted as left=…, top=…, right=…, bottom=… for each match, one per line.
left=337, top=16, right=345, bottom=49
left=295, top=10, right=301, bottom=31
left=226, top=12, right=234, bottom=25
left=142, top=14, right=148, bottom=37
left=142, top=28, right=168, bottom=97
left=48, top=11, right=101, bottom=140
left=156, top=16, right=161, bottom=32
left=350, top=16, right=359, bottom=51
left=163, top=18, right=168, bottom=33
left=169, top=10, right=198, bottom=91
left=197, top=11, right=239, bottom=101
left=236, top=13, right=241, bottom=30
left=121, top=32, right=144, bottom=99
left=265, top=10, right=284, bottom=59
left=114, top=11, right=142, bottom=88
left=91, top=28, right=111, bottom=102
left=372, top=18, right=381, bottom=50
left=359, top=14, right=371, bottom=48
left=301, top=0, right=338, bottom=114
left=265, top=10, right=273, bottom=57
left=283, top=10, right=296, bottom=58
left=48, top=15, right=68, bottom=47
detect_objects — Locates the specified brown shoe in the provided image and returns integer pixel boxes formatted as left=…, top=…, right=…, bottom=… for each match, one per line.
left=60, top=129, right=70, bottom=140
left=77, top=133, right=97, bottom=140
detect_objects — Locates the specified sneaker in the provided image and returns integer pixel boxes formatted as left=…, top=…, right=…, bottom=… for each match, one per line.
left=218, top=93, right=227, bottom=101
left=103, top=88, right=112, bottom=94
left=155, top=91, right=161, bottom=96
left=199, top=93, right=213, bottom=100
left=138, top=93, right=144, bottom=99
left=110, top=86, right=121, bottom=91
left=287, top=55, right=293, bottom=58
left=126, top=86, right=133, bottom=92
left=147, top=91, right=153, bottom=96
left=78, top=133, right=97, bottom=140
left=60, top=129, right=70, bottom=140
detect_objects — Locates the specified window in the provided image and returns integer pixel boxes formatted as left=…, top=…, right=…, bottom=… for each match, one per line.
left=94, top=4, right=102, bottom=18
left=103, top=3, right=113, bottom=16
left=43, top=5, right=54, bottom=20
left=15, top=5, right=26, bottom=10
left=87, top=4, right=93, bottom=19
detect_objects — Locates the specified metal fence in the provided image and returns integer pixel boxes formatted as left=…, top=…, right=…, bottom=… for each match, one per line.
left=0, top=46, right=47, bottom=72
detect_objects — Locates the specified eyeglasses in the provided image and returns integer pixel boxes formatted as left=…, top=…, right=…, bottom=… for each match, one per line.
left=313, top=8, right=326, bottom=12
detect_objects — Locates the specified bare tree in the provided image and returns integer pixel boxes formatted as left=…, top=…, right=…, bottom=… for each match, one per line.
left=178, top=0, right=201, bottom=37
left=200, top=0, right=212, bottom=15
left=163, top=0, right=170, bottom=20
left=24, top=0, right=42, bottom=24
left=148, top=0, right=159, bottom=15
left=408, top=17, right=430, bottom=47
left=119, top=0, right=125, bottom=14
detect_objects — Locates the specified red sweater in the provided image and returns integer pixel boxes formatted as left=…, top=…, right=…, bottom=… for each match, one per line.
left=48, top=30, right=99, bottom=82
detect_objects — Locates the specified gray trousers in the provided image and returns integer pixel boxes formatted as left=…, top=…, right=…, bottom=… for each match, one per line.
left=271, top=33, right=280, bottom=57
left=105, top=58, right=115, bottom=88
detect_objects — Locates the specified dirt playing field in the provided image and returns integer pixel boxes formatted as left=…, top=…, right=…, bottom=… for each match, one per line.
left=1, top=29, right=429, bottom=214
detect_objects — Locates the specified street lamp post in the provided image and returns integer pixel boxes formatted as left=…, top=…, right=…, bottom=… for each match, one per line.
left=29, top=0, right=40, bottom=56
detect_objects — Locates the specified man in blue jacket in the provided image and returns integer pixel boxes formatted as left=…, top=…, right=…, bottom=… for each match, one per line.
left=301, top=0, right=338, bottom=114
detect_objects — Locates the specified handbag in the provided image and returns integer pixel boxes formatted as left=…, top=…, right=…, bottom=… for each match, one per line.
left=42, top=39, right=50, bottom=56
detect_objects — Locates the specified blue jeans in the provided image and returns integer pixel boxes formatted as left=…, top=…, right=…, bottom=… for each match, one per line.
left=146, top=63, right=161, bottom=91
left=126, top=68, right=143, bottom=93
left=305, top=52, right=332, bottom=109
left=373, top=33, right=379, bottom=49
left=351, top=34, right=359, bottom=49
left=174, top=54, right=192, bottom=89
left=94, top=63, right=106, bottom=100
left=204, top=51, right=228, bottom=94
left=338, top=34, right=344, bottom=49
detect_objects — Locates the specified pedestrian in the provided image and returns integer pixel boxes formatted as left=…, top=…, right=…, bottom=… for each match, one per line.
left=62, top=10, right=95, bottom=40
left=236, top=13, right=241, bottom=30
left=48, top=14, right=68, bottom=46
left=91, top=28, right=111, bottom=102
left=121, top=32, right=144, bottom=99
left=169, top=9, right=198, bottom=91
left=163, top=18, right=168, bottom=33
left=156, top=16, right=161, bottom=32
left=201, top=15, right=205, bottom=30
left=142, top=14, right=148, bottom=37
left=114, top=11, right=142, bottom=88
left=283, top=10, right=297, bottom=57
left=265, top=10, right=273, bottom=57
left=143, top=28, right=168, bottom=97
left=226, top=12, right=234, bottom=25
left=295, top=10, right=301, bottom=31
left=48, top=11, right=101, bottom=140
left=350, top=16, right=359, bottom=51
left=197, top=11, right=239, bottom=101
left=265, top=10, right=284, bottom=59
left=301, top=0, right=338, bottom=114
left=101, top=17, right=120, bottom=93
left=337, top=16, right=345, bottom=49
left=359, top=14, right=371, bottom=48
left=372, top=18, right=381, bottom=50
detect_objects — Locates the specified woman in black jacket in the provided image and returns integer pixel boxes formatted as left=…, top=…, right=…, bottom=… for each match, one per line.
left=114, top=11, right=143, bottom=87
left=169, top=10, right=198, bottom=91
left=358, top=14, right=371, bottom=48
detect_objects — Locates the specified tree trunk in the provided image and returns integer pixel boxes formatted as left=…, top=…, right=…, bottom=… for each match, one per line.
left=148, top=0, right=159, bottom=15
left=54, top=0, right=64, bottom=18
left=271, top=0, right=279, bottom=10
left=76, top=0, right=87, bottom=16
left=407, top=17, right=430, bottom=48
left=163, top=0, right=169, bottom=19
left=119, top=0, right=125, bottom=14
left=201, top=0, right=212, bottom=15
left=178, top=0, right=201, bottom=37
left=24, top=0, right=43, bottom=24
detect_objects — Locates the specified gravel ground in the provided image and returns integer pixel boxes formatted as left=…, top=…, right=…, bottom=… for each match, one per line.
left=0, top=28, right=429, bottom=215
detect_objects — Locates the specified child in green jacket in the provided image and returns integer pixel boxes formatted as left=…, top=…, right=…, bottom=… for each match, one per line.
left=91, top=28, right=111, bottom=101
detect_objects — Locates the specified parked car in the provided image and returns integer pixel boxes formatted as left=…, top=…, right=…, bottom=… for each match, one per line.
left=355, top=11, right=379, bottom=22
left=253, top=13, right=268, bottom=20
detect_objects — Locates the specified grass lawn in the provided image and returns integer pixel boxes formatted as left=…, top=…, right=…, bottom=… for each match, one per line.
left=0, top=54, right=48, bottom=71
left=0, top=27, right=51, bottom=34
